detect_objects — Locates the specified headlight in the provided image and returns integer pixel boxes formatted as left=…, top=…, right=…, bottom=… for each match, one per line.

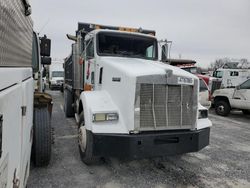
left=92, top=113, right=119, bottom=122
left=198, top=109, right=208, bottom=119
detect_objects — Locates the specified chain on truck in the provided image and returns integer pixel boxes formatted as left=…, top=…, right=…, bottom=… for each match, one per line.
left=64, top=22, right=212, bottom=164
left=0, top=0, right=52, bottom=187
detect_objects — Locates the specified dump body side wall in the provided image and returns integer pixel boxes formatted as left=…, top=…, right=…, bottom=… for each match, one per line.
left=0, top=0, right=33, bottom=67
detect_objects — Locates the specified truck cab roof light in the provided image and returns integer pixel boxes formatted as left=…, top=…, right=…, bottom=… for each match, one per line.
left=78, top=22, right=156, bottom=36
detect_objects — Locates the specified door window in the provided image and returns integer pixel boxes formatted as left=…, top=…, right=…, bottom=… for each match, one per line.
left=86, top=39, right=94, bottom=60
left=213, top=71, right=223, bottom=78
left=230, top=71, right=239, bottom=76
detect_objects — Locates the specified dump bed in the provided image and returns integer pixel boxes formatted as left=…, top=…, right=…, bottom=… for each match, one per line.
left=0, top=0, right=33, bottom=67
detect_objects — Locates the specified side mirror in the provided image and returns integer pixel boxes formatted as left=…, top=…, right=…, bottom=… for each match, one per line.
left=40, top=35, right=51, bottom=57
left=161, top=45, right=167, bottom=62
left=41, top=57, right=51, bottom=65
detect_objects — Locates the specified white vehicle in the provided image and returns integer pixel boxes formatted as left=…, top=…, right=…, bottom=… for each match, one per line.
left=64, top=23, right=212, bottom=164
left=213, top=79, right=250, bottom=116
left=49, top=62, right=64, bottom=90
left=213, top=68, right=250, bottom=88
left=0, top=1, right=52, bottom=187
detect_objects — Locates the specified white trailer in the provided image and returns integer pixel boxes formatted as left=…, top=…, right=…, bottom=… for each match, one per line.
left=64, top=23, right=212, bottom=164
left=0, top=1, right=52, bottom=187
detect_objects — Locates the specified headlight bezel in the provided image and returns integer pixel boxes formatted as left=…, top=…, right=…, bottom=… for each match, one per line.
left=92, top=112, right=119, bottom=122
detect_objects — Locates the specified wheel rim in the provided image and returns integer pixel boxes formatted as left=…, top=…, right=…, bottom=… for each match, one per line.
left=78, top=126, right=87, bottom=152
left=218, top=105, right=225, bottom=113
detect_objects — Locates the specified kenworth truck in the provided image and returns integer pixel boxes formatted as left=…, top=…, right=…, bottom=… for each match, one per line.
left=64, top=23, right=212, bottom=164
left=0, top=0, right=52, bottom=187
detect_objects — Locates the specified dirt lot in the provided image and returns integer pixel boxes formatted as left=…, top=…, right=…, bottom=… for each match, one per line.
left=28, top=91, right=250, bottom=188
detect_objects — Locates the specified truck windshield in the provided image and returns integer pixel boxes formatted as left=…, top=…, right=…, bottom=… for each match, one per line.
left=199, top=79, right=208, bottom=91
left=52, top=71, right=64, bottom=77
left=97, top=32, right=158, bottom=60
left=213, top=71, right=223, bottom=78
left=182, top=67, right=197, bottom=74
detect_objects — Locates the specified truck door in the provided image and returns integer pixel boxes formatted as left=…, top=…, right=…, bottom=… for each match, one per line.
left=0, top=80, right=22, bottom=188
left=84, top=38, right=95, bottom=90
left=232, top=79, right=250, bottom=109
left=227, top=71, right=239, bottom=87
left=20, top=78, right=33, bottom=186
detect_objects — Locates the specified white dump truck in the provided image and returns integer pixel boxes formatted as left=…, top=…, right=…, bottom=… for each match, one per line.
left=64, top=23, right=212, bottom=164
left=0, top=1, right=52, bottom=187
left=49, top=61, right=64, bottom=90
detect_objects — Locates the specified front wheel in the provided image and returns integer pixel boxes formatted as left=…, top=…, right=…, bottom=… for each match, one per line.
left=78, top=113, right=98, bottom=165
left=64, top=89, right=74, bottom=117
left=215, top=100, right=230, bottom=116
left=32, top=107, right=52, bottom=167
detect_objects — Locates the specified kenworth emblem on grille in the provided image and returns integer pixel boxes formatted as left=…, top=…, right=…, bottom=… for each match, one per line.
left=177, top=77, right=194, bottom=85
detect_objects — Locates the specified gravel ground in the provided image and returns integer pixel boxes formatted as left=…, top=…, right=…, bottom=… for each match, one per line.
left=28, top=91, right=250, bottom=188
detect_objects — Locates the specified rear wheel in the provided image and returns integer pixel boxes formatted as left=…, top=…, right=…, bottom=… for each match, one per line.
left=64, top=89, right=74, bottom=117
left=32, top=107, right=52, bottom=167
left=242, top=110, right=250, bottom=115
left=215, top=100, right=230, bottom=116
left=78, top=112, right=98, bottom=165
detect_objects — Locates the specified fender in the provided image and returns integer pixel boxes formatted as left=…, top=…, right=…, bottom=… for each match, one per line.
left=79, top=90, right=128, bottom=134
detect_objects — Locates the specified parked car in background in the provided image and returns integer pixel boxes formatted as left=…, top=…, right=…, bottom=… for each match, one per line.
left=212, top=79, right=250, bottom=116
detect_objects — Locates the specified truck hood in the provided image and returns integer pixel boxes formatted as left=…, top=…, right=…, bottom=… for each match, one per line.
left=99, top=57, right=198, bottom=79
left=213, top=88, right=235, bottom=96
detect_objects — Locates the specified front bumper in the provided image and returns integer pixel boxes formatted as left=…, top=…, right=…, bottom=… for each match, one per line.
left=50, top=83, right=63, bottom=89
left=91, top=127, right=210, bottom=159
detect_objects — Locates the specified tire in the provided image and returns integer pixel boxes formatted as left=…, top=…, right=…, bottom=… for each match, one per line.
left=32, top=107, right=52, bottom=167
left=78, top=112, right=98, bottom=165
left=215, top=100, right=231, bottom=116
left=60, top=85, right=64, bottom=93
left=64, top=89, right=74, bottom=117
left=242, top=110, right=250, bottom=115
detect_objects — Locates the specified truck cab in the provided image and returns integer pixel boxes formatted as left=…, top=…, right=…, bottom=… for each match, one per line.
left=64, top=23, right=212, bottom=164
left=213, top=79, right=250, bottom=116
left=49, top=62, right=64, bottom=90
left=213, top=68, right=250, bottom=88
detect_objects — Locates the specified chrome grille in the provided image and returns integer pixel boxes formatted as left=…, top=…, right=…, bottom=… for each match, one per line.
left=138, top=83, right=196, bottom=131
left=167, top=86, right=181, bottom=127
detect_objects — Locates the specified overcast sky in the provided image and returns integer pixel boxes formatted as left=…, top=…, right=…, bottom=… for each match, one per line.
left=30, top=0, right=250, bottom=67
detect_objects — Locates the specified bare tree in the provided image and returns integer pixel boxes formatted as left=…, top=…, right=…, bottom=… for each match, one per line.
left=209, top=58, right=250, bottom=70
left=209, top=58, right=229, bottom=71
left=239, top=58, right=250, bottom=68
